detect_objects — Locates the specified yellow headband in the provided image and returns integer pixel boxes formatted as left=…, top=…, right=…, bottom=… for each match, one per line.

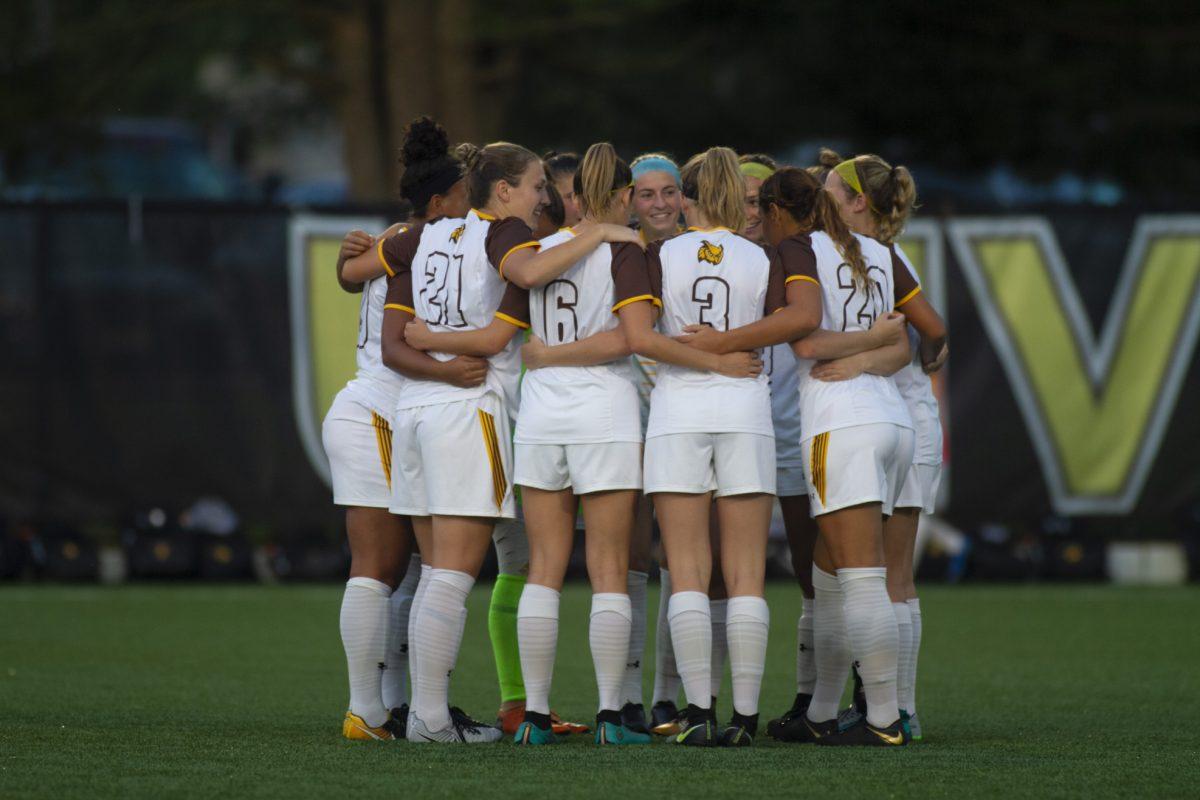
left=833, top=159, right=876, bottom=212
left=740, top=162, right=775, bottom=181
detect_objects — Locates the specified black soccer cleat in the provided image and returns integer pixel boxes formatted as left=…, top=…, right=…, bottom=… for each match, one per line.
left=766, top=693, right=811, bottom=740
left=620, top=702, right=651, bottom=736
left=673, top=704, right=716, bottom=747
left=817, top=716, right=907, bottom=747
left=650, top=700, right=682, bottom=736
left=718, top=712, right=758, bottom=747
left=387, top=704, right=409, bottom=739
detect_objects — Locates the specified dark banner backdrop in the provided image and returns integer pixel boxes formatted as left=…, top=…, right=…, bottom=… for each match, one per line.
left=2, top=202, right=1198, bottom=538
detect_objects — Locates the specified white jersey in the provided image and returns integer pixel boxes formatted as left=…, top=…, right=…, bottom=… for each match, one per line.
left=793, top=231, right=913, bottom=440
left=340, top=271, right=407, bottom=419
left=646, top=227, right=779, bottom=439
left=890, top=244, right=943, bottom=466
left=515, top=231, right=644, bottom=445
left=384, top=210, right=526, bottom=413
left=766, top=341, right=803, bottom=464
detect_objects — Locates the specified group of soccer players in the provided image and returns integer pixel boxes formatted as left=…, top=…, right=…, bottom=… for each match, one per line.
left=322, top=115, right=947, bottom=748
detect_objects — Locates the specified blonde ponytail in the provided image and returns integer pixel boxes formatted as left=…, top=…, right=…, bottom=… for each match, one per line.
left=682, top=147, right=745, bottom=231
left=576, top=142, right=631, bottom=217
left=832, top=153, right=919, bottom=244
left=815, top=189, right=868, bottom=289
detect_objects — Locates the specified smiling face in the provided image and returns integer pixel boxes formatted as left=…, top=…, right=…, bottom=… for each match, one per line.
left=497, top=160, right=550, bottom=229
left=632, top=171, right=682, bottom=241
left=553, top=172, right=582, bottom=227
left=741, top=174, right=765, bottom=243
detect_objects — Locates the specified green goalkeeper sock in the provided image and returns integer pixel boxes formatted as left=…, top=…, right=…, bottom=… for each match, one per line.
left=489, top=572, right=527, bottom=703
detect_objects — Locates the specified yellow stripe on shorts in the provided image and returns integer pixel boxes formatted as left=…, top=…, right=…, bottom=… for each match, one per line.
left=371, top=412, right=392, bottom=490
left=477, top=409, right=506, bottom=511
left=811, top=432, right=829, bottom=507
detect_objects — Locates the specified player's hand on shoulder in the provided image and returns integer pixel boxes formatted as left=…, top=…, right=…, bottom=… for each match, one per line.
left=810, top=358, right=862, bottom=382
left=599, top=223, right=645, bottom=248
left=340, top=229, right=375, bottom=260
left=404, top=318, right=434, bottom=350
left=521, top=335, right=549, bottom=370
left=869, top=311, right=907, bottom=346
left=715, top=350, right=762, bottom=379
left=923, top=342, right=949, bottom=374
left=445, top=355, right=489, bottom=388
left=677, top=324, right=726, bottom=354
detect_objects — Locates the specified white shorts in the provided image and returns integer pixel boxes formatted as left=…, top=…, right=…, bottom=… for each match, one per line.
left=322, top=392, right=393, bottom=508
left=895, top=462, right=942, bottom=514
left=802, top=423, right=915, bottom=517
left=776, top=462, right=807, bottom=498
left=514, top=442, right=642, bottom=494
left=644, top=433, right=775, bottom=497
left=390, top=391, right=516, bottom=518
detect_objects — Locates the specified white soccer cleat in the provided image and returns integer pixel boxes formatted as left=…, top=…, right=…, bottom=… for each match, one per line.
left=406, top=710, right=502, bottom=744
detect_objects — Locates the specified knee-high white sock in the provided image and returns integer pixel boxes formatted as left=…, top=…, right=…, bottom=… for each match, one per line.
left=591, top=592, right=632, bottom=713
left=726, top=595, right=769, bottom=717
left=622, top=571, right=648, bottom=707
left=893, top=602, right=914, bottom=714
left=838, top=567, right=899, bottom=728
left=406, top=564, right=432, bottom=706
left=709, top=598, right=729, bottom=700
left=667, top=590, right=711, bottom=709
left=517, top=583, right=560, bottom=716
left=796, top=596, right=816, bottom=695
left=908, top=598, right=922, bottom=716
left=807, top=567, right=850, bottom=723
left=413, top=568, right=474, bottom=732
left=652, top=568, right=682, bottom=705
left=382, top=554, right=421, bottom=710
left=339, top=576, right=392, bottom=728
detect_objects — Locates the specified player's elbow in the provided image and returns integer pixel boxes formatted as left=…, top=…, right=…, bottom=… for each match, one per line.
left=791, top=335, right=820, bottom=360
left=623, top=327, right=653, bottom=357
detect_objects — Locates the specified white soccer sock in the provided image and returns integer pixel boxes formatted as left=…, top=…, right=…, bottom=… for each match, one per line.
left=517, top=583, right=560, bottom=716
left=908, top=598, right=922, bottom=716
left=807, top=567, right=850, bottom=723
left=652, top=568, right=683, bottom=705
left=406, top=564, right=432, bottom=706
left=709, top=598, right=729, bottom=700
left=382, top=554, right=421, bottom=710
left=838, top=567, right=900, bottom=728
left=893, top=602, right=914, bottom=714
left=622, top=571, right=648, bottom=707
left=796, top=596, right=816, bottom=695
left=412, top=568, right=474, bottom=732
left=591, top=592, right=633, bottom=713
left=667, top=590, right=711, bottom=709
left=726, top=595, right=769, bottom=717
left=339, top=576, right=392, bottom=728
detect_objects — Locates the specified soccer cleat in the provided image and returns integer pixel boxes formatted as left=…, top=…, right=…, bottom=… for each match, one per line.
left=718, top=713, right=758, bottom=747
left=766, top=692, right=811, bottom=740
left=342, top=710, right=396, bottom=741
left=407, top=709, right=503, bottom=743
left=837, top=705, right=864, bottom=731
left=778, top=712, right=838, bottom=744
left=909, top=712, right=923, bottom=742
left=388, top=704, right=409, bottom=740
left=851, top=664, right=867, bottom=714
left=595, top=709, right=652, bottom=745
left=550, top=710, right=590, bottom=735
left=899, top=709, right=912, bottom=741
left=650, top=700, right=683, bottom=736
left=674, top=704, right=717, bottom=747
left=620, top=702, right=652, bottom=736
left=514, top=716, right=558, bottom=746
left=817, top=716, right=908, bottom=747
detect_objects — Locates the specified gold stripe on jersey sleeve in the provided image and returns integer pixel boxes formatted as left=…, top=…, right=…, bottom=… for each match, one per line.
left=376, top=239, right=396, bottom=277
left=611, top=294, right=658, bottom=314
left=497, top=241, right=540, bottom=281
left=384, top=303, right=415, bottom=315
left=478, top=409, right=506, bottom=511
left=895, top=285, right=923, bottom=308
left=785, top=275, right=820, bottom=286
left=495, top=311, right=531, bottom=329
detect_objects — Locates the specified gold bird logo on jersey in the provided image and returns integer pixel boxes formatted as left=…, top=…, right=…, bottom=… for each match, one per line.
left=698, top=240, right=724, bottom=265
left=449, top=224, right=466, bottom=243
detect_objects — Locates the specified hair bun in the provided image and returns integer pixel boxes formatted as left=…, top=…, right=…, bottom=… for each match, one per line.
left=401, top=116, right=451, bottom=167
left=455, top=142, right=481, bottom=171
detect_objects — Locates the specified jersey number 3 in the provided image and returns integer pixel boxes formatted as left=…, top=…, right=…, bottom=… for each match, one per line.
left=692, top=276, right=730, bottom=330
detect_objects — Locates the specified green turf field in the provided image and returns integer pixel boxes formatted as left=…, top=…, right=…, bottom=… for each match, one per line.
left=3, top=583, right=1198, bottom=799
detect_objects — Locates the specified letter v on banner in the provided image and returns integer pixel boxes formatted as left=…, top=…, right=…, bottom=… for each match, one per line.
left=949, top=216, right=1200, bottom=514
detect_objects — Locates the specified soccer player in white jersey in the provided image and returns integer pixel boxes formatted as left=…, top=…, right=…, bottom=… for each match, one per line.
left=622, top=147, right=788, bottom=747
left=352, top=141, right=637, bottom=743
left=324, top=116, right=470, bottom=741
left=820, top=152, right=948, bottom=742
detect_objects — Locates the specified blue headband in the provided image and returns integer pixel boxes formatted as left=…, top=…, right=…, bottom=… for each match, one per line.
left=631, top=156, right=680, bottom=184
